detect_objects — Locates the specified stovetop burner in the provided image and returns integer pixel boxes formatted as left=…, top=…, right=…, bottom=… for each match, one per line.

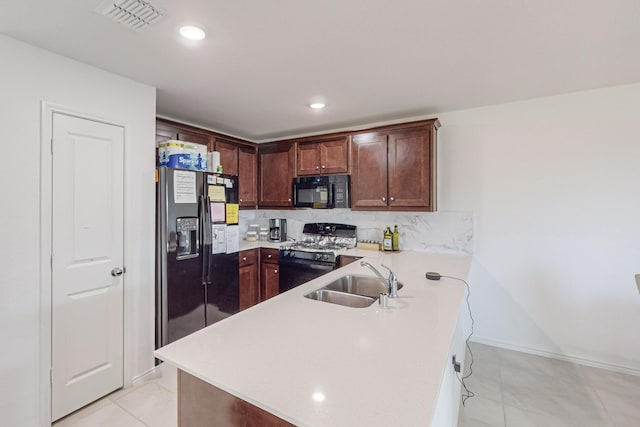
left=279, top=222, right=357, bottom=261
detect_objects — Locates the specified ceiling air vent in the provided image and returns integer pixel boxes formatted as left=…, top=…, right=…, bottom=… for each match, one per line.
left=100, top=0, right=164, bottom=31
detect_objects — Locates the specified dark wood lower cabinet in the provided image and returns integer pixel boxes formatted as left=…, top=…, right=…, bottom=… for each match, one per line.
left=260, top=248, right=279, bottom=301
left=239, top=249, right=259, bottom=310
left=178, top=370, right=294, bottom=427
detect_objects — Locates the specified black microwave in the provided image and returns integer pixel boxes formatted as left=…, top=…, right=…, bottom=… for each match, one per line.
left=292, top=175, right=350, bottom=209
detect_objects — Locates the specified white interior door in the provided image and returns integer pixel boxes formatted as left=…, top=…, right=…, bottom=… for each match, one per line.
left=51, top=113, right=124, bottom=421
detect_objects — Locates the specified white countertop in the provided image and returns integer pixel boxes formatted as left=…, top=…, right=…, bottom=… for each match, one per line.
left=155, top=249, right=470, bottom=426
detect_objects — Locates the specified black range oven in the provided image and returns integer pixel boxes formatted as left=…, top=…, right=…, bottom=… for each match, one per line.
left=278, top=223, right=358, bottom=294
left=278, top=249, right=337, bottom=293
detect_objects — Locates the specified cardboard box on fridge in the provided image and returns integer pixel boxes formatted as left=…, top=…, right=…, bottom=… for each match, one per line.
left=158, top=140, right=208, bottom=171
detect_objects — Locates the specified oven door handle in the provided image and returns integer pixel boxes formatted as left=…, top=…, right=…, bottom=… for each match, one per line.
left=279, top=257, right=336, bottom=270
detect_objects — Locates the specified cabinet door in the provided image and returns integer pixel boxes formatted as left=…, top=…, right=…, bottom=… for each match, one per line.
left=350, top=132, right=388, bottom=209
left=258, top=143, right=295, bottom=208
left=388, top=128, right=432, bottom=209
left=238, top=146, right=258, bottom=208
left=239, top=250, right=259, bottom=310
left=216, top=139, right=239, bottom=175
left=177, top=130, right=211, bottom=149
left=320, top=138, right=349, bottom=174
left=260, top=262, right=279, bottom=301
left=156, top=123, right=177, bottom=145
left=297, top=143, right=321, bottom=176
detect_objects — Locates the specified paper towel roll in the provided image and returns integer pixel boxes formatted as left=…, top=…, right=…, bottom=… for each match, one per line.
left=207, top=151, right=220, bottom=172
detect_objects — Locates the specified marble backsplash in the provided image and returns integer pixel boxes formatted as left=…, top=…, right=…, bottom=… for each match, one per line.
left=238, top=209, right=474, bottom=254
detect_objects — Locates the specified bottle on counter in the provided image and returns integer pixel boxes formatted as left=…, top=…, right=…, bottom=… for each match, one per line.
left=392, top=225, right=400, bottom=251
left=383, top=226, right=393, bottom=251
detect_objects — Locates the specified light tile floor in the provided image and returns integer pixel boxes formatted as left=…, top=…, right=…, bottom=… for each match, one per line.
left=458, top=343, right=640, bottom=427
left=54, top=343, right=640, bottom=426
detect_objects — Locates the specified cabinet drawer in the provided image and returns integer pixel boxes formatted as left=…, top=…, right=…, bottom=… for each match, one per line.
left=260, top=248, right=279, bottom=264
left=239, top=249, right=258, bottom=267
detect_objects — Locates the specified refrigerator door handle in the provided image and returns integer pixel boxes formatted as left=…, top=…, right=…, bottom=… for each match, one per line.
left=199, top=195, right=210, bottom=286
left=201, top=195, right=214, bottom=286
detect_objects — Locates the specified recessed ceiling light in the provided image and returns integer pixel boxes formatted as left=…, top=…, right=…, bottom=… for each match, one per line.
left=179, top=26, right=206, bottom=41
left=310, top=103, right=326, bottom=109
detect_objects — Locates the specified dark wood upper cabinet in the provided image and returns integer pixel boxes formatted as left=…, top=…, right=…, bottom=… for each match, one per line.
left=238, top=146, right=258, bottom=208
left=351, top=120, right=438, bottom=211
left=258, top=142, right=295, bottom=208
left=215, top=138, right=258, bottom=209
left=297, top=137, right=349, bottom=175
left=177, top=129, right=211, bottom=147
left=350, top=132, right=389, bottom=209
left=215, top=139, right=239, bottom=175
left=156, top=119, right=258, bottom=209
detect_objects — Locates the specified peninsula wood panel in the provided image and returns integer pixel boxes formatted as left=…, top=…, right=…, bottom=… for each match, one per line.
left=178, top=370, right=294, bottom=427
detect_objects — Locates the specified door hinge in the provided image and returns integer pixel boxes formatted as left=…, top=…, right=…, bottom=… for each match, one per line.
left=50, top=368, right=53, bottom=386
left=50, top=254, right=53, bottom=271
left=50, top=138, right=53, bottom=154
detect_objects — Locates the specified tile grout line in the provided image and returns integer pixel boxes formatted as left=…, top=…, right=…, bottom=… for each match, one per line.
left=111, top=390, right=153, bottom=427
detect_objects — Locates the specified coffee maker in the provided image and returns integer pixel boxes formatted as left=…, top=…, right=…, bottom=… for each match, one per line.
left=269, top=218, right=287, bottom=242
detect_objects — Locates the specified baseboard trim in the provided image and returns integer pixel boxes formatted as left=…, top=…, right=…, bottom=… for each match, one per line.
left=470, top=336, right=640, bottom=377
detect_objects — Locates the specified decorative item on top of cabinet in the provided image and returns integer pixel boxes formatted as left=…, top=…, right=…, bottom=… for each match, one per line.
left=238, top=249, right=259, bottom=310
left=215, top=137, right=258, bottom=209
left=258, top=142, right=295, bottom=208
left=350, top=119, right=439, bottom=211
left=260, top=248, right=279, bottom=301
left=297, top=136, right=349, bottom=176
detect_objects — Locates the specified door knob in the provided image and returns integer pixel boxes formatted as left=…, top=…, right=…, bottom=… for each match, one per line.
left=111, top=267, right=124, bottom=277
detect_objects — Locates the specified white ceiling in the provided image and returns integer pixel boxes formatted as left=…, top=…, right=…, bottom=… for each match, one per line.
left=2, top=0, right=639, bottom=142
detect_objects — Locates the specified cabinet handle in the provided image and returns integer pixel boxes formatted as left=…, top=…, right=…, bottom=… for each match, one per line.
left=390, top=196, right=395, bottom=201
left=316, top=165, right=320, bottom=169
left=240, top=198, right=243, bottom=202
left=267, top=254, right=272, bottom=259
left=382, top=196, right=386, bottom=201
left=288, top=198, right=291, bottom=202
left=321, top=165, right=326, bottom=169
left=274, top=269, right=278, bottom=273
left=242, top=257, right=247, bottom=261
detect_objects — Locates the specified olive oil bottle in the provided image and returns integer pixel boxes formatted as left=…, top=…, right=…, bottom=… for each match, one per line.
left=383, top=226, right=393, bottom=251
left=392, top=225, right=400, bottom=251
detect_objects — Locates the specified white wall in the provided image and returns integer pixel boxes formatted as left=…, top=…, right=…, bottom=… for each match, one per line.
left=438, top=83, right=640, bottom=372
left=0, top=35, right=156, bottom=426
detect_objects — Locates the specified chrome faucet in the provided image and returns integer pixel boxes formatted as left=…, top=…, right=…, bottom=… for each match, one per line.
left=360, top=261, right=399, bottom=298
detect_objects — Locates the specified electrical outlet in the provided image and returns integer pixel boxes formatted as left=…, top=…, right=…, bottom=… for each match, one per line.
left=452, top=355, right=461, bottom=373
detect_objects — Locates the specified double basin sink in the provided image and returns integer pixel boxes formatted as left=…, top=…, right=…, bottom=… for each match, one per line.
left=304, top=274, right=403, bottom=308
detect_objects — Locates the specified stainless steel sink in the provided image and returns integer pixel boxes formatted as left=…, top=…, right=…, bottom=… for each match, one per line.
left=304, top=274, right=403, bottom=308
left=323, top=274, right=403, bottom=298
left=304, top=289, right=376, bottom=308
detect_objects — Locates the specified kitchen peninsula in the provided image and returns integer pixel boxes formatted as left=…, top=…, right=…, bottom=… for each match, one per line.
left=155, top=249, right=471, bottom=426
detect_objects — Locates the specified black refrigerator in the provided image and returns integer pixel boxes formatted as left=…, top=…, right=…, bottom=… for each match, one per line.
left=155, top=166, right=240, bottom=349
